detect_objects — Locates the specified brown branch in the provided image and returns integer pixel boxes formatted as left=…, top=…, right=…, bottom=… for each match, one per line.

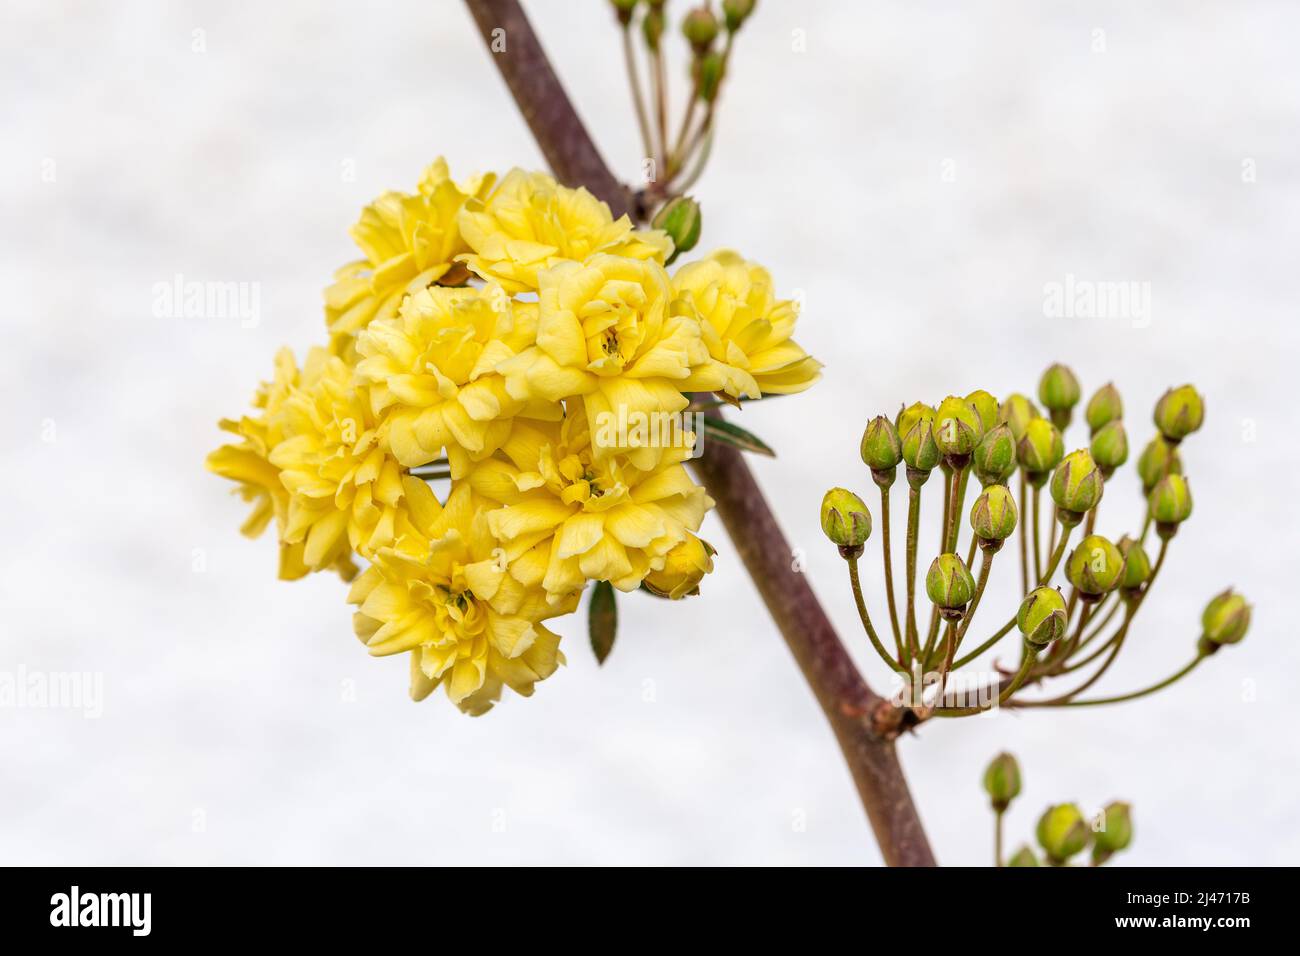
left=462, top=0, right=935, bottom=866
left=463, top=0, right=634, bottom=218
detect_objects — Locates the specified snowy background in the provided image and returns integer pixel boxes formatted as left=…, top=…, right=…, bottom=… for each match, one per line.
left=2, top=0, right=1296, bottom=865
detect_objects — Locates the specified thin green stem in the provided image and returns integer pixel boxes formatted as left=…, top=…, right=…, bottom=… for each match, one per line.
left=995, top=809, right=1005, bottom=868
left=1031, top=486, right=1043, bottom=583
left=879, top=484, right=905, bottom=664
left=1032, top=655, right=1205, bottom=708
left=999, top=644, right=1039, bottom=704
left=847, top=556, right=906, bottom=673
left=1017, top=472, right=1029, bottom=595
left=621, top=24, right=654, bottom=163
left=905, top=482, right=922, bottom=659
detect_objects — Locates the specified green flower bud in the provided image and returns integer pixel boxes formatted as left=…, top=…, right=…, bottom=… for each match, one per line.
left=642, top=6, right=664, bottom=50
left=1117, top=535, right=1152, bottom=592
left=966, top=389, right=1000, bottom=433
left=681, top=6, right=720, bottom=51
left=1153, top=384, right=1205, bottom=444
left=1050, top=449, right=1104, bottom=524
left=902, top=419, right=941, bottom=475
left=1093, top=801, right=1133, bottom=859
left=610, top=0, right=639, bottom=26
left=1017, top=586, right=1068, bottom=646
left=933, top=395, right=985, bottom=460
left=1007, top=845, right=1039, bottom=867
left=1085, top=382, right=1124, bottom=434
left=999, top=393, right=1039, bottom=441
left=1089, top=419, right=1129, bottom=475
left=1201, top=588, right=1251, bottom=647
left=971, top=484, right=1018, bottom=546
left=721, top=0, right=756, bottom=32
left=1017, top=418, right=1064, bottom=485
left=1137, top=435, right=1182, bottom=493
left=1038, top=363, right=1082, bottom=429
left=1066, top=534, right=1126, bottom=599
left=820, top=488, right=871, bottom=554
left=895, top=401, right=934, bottom=440
left=1148, top=473, right=1193, bottom=539
left=972, top=423, right=1017, bottom=486
left=926, top=553, right=975, bottom=618
left=717, top=0, right=759, bottom=30
left=1036, top=803, right=1091, bottom=864
left=982, top=752, right=1021, bottom=811
left=696, top=50, right=725, bottom=102
left=860, top=415, right=903, bottom=481
left=652, top=196, right=701, bottom=263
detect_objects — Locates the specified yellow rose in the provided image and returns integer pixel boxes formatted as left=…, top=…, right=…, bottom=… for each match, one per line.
left=269, top=348, right=406, bottom=568
left=468, top=404, right=713, bottom=601
left=498, top=255, right=709, bottom=470
left=643, top=532, right=715, bottom=599
left=325, top=158, right=494, bottom=356
left=205, top=348, right=355, bottom=581
left=354, top=284, right=560, bottom=478
left=457, top=168, right=671, bottom=293
left=674, top=249, right=822, bottom=399
left=349, top=480, right=574, bottom=715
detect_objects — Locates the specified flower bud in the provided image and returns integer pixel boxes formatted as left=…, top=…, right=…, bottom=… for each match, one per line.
left=1092, top=801, right=1133, bottom=861
left=972, top=423, right=1017, bottom=486
left=901, top=419, right=941, bottom=475
left=1036, top=803, right=1091, bottom=864
left=642, top=6, right=664, bottom=50
left=643, top=533, right=715, bottom=599
left=721, top=0, right=756, bottom=31
left=1148, top=473, right=1192, bottom=539
left=1066, top=534, right=1126, bottom=599
left=895, top=401, right=934, bottom=440
left=1085, top=382, right=1124, bottom=434
left=982, top=752, right=1021, bottom=811
left=966, top=389, right=1000, bottom=432
left=1049, top=449, right=1104, bottom=525
left=1017, top=586, right=1068, bottom=646
left=652, top=196, right=701, bottom=263
left=1153, top=384, right=1205, bottom=444
left=820, top=488, right=871, bottom=554
left=1201, top=588, right=1251, bottom=647
left=1137, top=435, right=1182, bottom=493
left=1117, top=535, right=1152, bottom=593
left=1038, top=363, right=1081, bottom=429
left=1017, top=418, right=1064, bottom=485
left=971, top=484, right=1017, bottom=546
left=1007, top=845, right=1039, bottom=867
left=1089, top=419, right=1128, bottom=476
left=610, top=0, right=639, bottom=26
left=696, top=50, right=725, bottom=101
left=681, top=6, right=720, bottom=51
left=860, top=415, right=902, bottom=483
left=999, top=393, right=1039, bottom=441
left=933, top=395, right=985, bottom=460
left=926, top=553, right=975, bottom=618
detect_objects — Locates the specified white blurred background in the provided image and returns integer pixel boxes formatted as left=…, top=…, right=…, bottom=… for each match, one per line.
left=2, top=0, right=1297, bottom=865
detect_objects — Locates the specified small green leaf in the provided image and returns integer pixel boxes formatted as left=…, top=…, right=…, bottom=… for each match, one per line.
left=588, top=580, right=618, bottom=664
left=702, top=416, right=775, bottom=457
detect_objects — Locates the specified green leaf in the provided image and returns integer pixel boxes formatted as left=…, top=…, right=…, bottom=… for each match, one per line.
left=588, top=580, right=618, bottom=665
left=702, top=415, right=775, bottom=457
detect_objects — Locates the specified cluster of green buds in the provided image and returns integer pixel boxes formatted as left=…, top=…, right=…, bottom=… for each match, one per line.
left=818, top=365, right=1250, bottom=717
left=983, top=752, right=1133, bottom=866
left=610, top=1, right=755, bottom=207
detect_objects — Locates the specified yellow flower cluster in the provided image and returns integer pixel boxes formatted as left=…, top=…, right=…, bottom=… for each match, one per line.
left=207, top=158, right=820, bottom=713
